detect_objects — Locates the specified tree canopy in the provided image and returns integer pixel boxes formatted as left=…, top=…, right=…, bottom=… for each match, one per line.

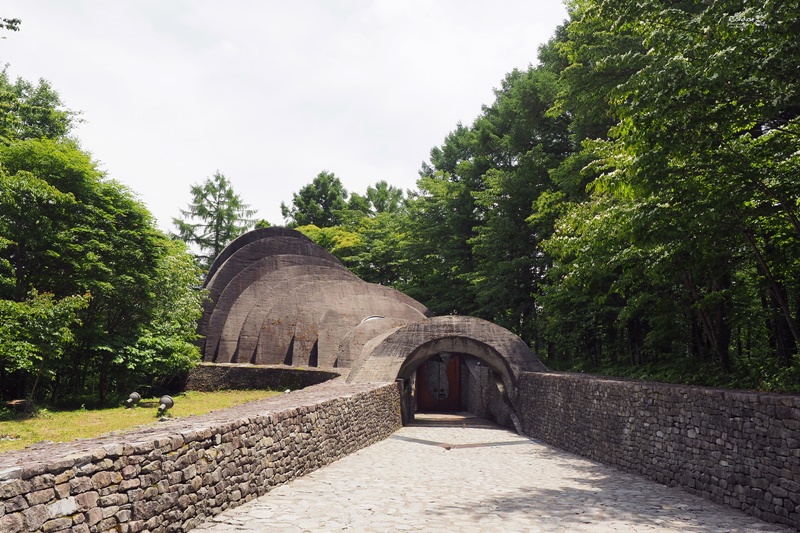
left=0, top=72, right=203, bottom=405
left=172, top=171, right=256, bottom=270
left=281, top=171, right=349, bottom=228
left=1, top=18, right=20, bottom=35
left=283, top=1, right=800, bottom=392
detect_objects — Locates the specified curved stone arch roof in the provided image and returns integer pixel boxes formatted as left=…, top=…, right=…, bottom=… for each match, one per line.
left=204, top=236, right=345, bottom=303
left=206, top=258, right=354, bottom=361
left=335, top=317, right=414, bottom=369
left=232, top=272, right=365, bottom=362
left=199, top=235, right=346, bottom=339
left=369, top=285, right=434, bottom=319
left=346, top=316, right=547, bottom=387
left=216, top=268, right=362, bottom=363
left=251, top=280, right=428, bottom=367
left=204, top=227, right=316, bottom=283
left=310, top=293, right=427, bottom=368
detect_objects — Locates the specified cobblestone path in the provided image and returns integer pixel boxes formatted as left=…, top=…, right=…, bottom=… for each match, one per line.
left=196, top=414, right=790, bottom=532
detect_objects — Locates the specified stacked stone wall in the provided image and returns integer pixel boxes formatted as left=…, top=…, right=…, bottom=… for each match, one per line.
left=0, top=380, right=401, bottom=533
left=517, top=372, right=800, bottom=530
left=184, top=363, right=340, bottom=392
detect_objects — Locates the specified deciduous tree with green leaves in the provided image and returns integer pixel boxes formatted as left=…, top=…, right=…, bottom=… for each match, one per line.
left=0, top=69, right=76, bottom=142
left=281, top=171, right=349, bottom=228
left=539, top=0, right=800, bottom=387
left=0, top=73, right=204, bottom=405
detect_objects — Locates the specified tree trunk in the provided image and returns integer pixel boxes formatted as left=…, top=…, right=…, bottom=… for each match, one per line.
left=740, top=228, right=800, bottom=346
left=682, top=271, right=732, bottom=372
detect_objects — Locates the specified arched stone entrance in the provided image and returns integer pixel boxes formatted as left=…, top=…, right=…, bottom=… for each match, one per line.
left=346, top=316, right=547, bottom=426
left=347, top=316, right=545, bottom=385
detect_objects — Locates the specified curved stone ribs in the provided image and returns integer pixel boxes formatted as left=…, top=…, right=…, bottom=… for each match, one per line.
left=235, top=274, right=362, bottom=365
left=200, top=228, right=433, bottom=369
left=204, top=227, right=317, bottom=284
left=200, top=228, right=546, bottom=384
left=335, top=317, right=411, bottom=370
left=252, top=281, right=427, bottom=367
left=199, top=235, right=344, bottom=339
left=208, top=260, right=353, bottom=362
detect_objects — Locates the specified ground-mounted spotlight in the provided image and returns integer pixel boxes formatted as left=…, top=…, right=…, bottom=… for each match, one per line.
left=125, top=392, right=141, bottom=408
left=157, top=395, right=174, bottom=416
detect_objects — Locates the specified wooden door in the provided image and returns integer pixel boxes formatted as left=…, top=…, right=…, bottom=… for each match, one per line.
left=415, top=354, right=461, bottom=412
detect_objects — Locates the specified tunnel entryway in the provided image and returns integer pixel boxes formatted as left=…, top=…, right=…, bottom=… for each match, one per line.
left=407, top=352, right=521, bottom=432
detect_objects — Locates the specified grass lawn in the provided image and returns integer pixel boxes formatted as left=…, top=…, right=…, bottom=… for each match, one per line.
left=0, top=389, right=281, bottom=453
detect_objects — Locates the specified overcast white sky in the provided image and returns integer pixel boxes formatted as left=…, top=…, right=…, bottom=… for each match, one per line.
left=2, top=1, right=568, bottom=231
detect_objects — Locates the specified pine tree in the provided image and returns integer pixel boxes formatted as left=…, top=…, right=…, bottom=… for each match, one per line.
left=173, top=171, right=256, bottom=270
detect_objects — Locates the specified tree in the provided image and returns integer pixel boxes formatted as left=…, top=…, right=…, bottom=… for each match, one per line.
left=365, top=180, right=404, bottom=214
left=0, top=69, right=76, bottom=141
left=467, top=67, right=571, bottom=345
left=535, top=0, right=800, bottom=388
left=281, top=171, right=348, bottom=228
left=173, top=171, right=256, bottom=270
left=0, top=74, right=204, bottom=404
left=1, top=139, right=204, bottom=404
left=0, top=289, right=88, bottom=400
left=115, top=239, right=203, bottom=394
left=290, top=179, right=411, bottom=286
left=399, top=66, right=572, bottom=333
left=346, top=181, right=404, bottom=217
left=1, top=17, right=20, bottom=36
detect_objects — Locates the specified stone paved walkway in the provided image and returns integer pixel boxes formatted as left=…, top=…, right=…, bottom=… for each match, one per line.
left=196, top=414, right=791, bottom=532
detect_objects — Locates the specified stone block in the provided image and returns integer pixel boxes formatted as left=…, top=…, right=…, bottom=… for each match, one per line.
left=5, top=495, right=28, bottom=512
left=86, top=506, right=103, bottom=526
left=0, top=479, right=29, bottom=499
left=46, top=496, right=76, bottom=519
left=1, top=511, right=24, bottom=533
left=45, top=458, right=75, bottom=474
left=54, top=483, right=70, bottom=499
left=96, top=516, right=118, bottom=531
left=30, top=474, right=55, bottom=491
left=26, top=487, right=55, bottom=506
left=42, top=516, right=73, bottom=532
left=91, top=471, right=122, bottom=490
left=22, top=504, right=48, bottom=530
left=127, top=520, right=146, bottom=532
left=119, top=478, right=141, bottom=491
left=0, top=468, right=23, bottom=482
left=75, top=490, right=99, bottom=511
left=69, top=475, right=93, bottom=494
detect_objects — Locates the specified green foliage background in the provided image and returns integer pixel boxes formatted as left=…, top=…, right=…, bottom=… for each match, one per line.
left=3, top=0, right=799, bottom=404
left=0, top=70, right=203, bottom=406
left=285, top=0, right=800, bottom=392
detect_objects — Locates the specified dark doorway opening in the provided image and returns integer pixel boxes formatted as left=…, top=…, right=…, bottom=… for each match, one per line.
left=415, top=353, right=461, bottom=412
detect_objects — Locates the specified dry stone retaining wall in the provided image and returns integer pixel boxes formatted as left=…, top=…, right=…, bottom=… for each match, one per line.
left=183, top=363, right=340, bottom=392
left=0, top=380, right=401, bottom=533
left=517, top=372, right=800, bottom=530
